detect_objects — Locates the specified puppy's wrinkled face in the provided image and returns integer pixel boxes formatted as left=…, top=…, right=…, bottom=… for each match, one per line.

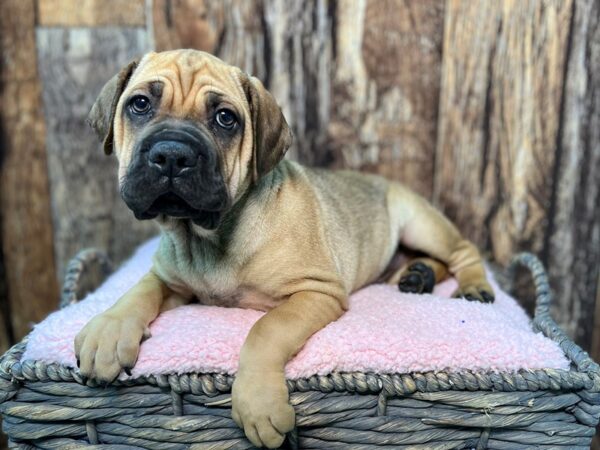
left=88, top=50, right=292, bottom=231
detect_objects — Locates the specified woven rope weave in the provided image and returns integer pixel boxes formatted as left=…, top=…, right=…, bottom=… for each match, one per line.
left=1, top=252, right=599, bottom=449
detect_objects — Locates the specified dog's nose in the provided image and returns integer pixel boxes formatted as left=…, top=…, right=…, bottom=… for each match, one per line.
left=148, top=141, right=198, bottom=177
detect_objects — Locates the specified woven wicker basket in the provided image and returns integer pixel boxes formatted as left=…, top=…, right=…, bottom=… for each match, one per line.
left=1, top=251, right=599, bottom=449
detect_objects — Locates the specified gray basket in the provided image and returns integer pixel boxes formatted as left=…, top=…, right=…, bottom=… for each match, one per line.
left=1, top=252, right=599, bottom=449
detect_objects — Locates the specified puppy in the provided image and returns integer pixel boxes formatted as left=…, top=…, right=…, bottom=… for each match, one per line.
left=75, top=49, right=494, bottom=448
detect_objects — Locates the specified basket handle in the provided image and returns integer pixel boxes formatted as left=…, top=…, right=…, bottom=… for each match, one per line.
left=60, top=249, right=113, bottom=309
left=507, top=253, right=599, bottom=374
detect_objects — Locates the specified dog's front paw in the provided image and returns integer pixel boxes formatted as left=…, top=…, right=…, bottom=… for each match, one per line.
left=231, top=370, right=295, bottom=448
left=74, top=312, right=149, bottom=382
left=453, top=282, right=495, bottom=303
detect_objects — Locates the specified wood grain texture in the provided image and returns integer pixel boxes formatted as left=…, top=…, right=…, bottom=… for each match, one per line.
left=435, top=0, right=573, bottom=257
left=332, top=0, right=444, bottom=197
left=38, top=0, right=146, bottom=27
left=36, top=28, right=158, bottom=278
left=153, top=0, right=219, bottom=51
left=0, top=0, right=59, bottom=341
left=435, top=0, right=600, bottom=348
left=153, top=0, right=445, bottom=197
left=556, top=0, right=600, bottom=346
left=0, top=114, right=10, bottom=355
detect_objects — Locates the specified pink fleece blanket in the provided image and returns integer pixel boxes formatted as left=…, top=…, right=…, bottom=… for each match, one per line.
left=22, top=237, right=569, bottom=379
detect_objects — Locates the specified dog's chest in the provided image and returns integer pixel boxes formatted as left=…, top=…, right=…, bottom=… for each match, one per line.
left=171, top=263, right=279, bottom=311
left=191, top=266, right=247, bottom=303
left=154, top=230, right=278, bottom=311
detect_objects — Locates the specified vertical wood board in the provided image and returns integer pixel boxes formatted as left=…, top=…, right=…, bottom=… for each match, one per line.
left=557, top=0, right=600, bottom=344
left=0, top=0, right=59, bottom=342
left=36, top=28, right=158, bottom=278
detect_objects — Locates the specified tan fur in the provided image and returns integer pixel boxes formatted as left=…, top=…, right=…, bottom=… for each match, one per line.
left=76, top=49, right=494, bottom=448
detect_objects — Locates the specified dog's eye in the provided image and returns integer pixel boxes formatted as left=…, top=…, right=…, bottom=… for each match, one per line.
left=130, top=95, right=151, bottom=115
left=215, top=109, right=237, bottom=130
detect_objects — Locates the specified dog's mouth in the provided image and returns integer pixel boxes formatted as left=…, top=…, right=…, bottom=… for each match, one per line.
left=143, top=192, right=222, bottom=229
left=147, top=192, right=194, bottom=217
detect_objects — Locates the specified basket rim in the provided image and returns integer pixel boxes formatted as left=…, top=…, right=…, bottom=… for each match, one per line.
left=1, top=251, right=599, bottom=399
left=1, top=337, right=599, bottom=397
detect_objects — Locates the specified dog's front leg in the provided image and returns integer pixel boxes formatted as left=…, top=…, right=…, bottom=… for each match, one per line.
left=232, top=290, right=345, bottom=448
left=75, top=270, right=171, bottom=382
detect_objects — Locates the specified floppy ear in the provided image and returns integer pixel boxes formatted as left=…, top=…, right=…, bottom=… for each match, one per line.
left=242, top=75, right=293, bottom=181
left=87, top=59, right=139, bottom=155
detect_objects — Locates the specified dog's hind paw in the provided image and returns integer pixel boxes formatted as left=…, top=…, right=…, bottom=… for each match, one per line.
left=398, top=262, right=435, bottom=294
left=453, top=284, right=495, bottom=303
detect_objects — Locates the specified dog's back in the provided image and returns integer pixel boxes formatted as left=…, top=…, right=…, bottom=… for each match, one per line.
left=281, top=161, right=400, bottom=291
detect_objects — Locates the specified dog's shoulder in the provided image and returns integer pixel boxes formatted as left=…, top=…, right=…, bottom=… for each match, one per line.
left=268, top=160, right=390, bottom=199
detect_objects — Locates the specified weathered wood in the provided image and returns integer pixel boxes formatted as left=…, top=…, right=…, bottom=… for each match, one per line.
left=0, top=175, right=10, bottom=356
left=0, top=0, right=59, bottom=341
left=435, top=0, right=574, bottom=257
left=432, top=0, right=599, bottom=352
left=36, top=28, right=157, bottom=278
left=153, top=0, right=445, bottom=198
left=557, top=0, right=600, bottom=347
left=153, top=0, right=218, bottom=52
left=593, top=276, right=600, bottom=363
left=331, top=0, right=445, bottom=198
left=38, top=0, right=146, bottom=27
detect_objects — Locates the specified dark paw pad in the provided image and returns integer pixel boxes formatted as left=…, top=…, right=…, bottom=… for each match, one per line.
left=455, top=289, right=495, bottom=303
left=398, top=262, right=435, bottom=294
left=480, top=291, right=495, bottom=303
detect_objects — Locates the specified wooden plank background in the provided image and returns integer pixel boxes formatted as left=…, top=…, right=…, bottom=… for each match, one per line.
left=0, top=2, right=599, bottom=446
left=0, top=0, right=59, bottom=347
left=37, top=27, right=157, bottom=278
left=0, top=0, right=598, bottom=356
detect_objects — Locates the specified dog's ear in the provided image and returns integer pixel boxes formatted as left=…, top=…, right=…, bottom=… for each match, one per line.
left=88, top=59, right=139, bottom=155
left=242, top=74, right=293, bottom=181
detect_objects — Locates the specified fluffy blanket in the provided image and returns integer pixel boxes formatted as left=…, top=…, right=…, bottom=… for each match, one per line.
left=22, top=237, right=569, bottom=379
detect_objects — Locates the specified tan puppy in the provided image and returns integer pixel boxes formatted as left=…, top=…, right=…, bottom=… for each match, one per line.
left=76, top=49, right=494, bottom=448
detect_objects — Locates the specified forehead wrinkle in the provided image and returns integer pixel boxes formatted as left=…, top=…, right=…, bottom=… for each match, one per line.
left=176, top=56, right=212, bottom=107
left=184, top=61, right=223, bottom=105
left=153, top=71, right=185, bottom=113
left=142, top=74, right=177, bottom=115
left=162, top=76, right=176, bottom=112
left=129, top=53, right=247, bottom=116
left=176, top=63, right=187, bottom=105
left=146, top=78, right=163, bottom=99
left=228, top=69, right=250, bottom=109
left=182, top=74, right=220, bottom=112
left=151, top=70, right=193, bottom=116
